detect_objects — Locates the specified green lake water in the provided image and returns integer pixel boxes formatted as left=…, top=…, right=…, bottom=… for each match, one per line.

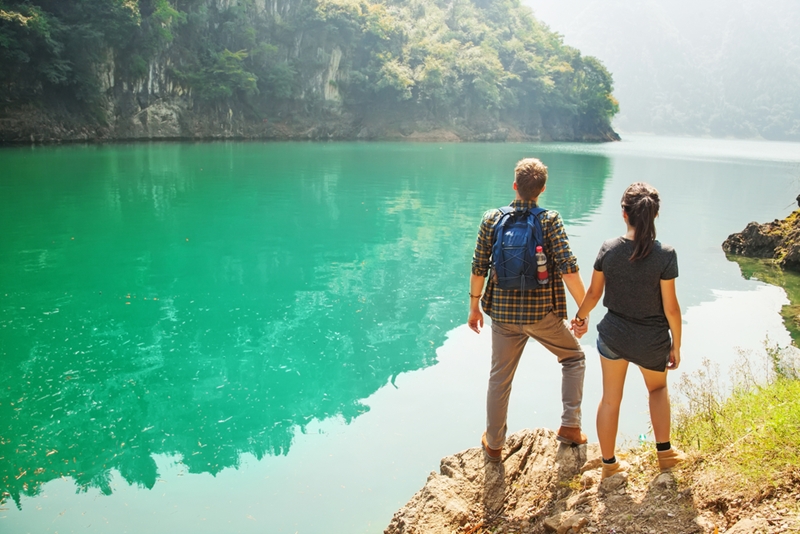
left=1, top=136, right=800, bottom=533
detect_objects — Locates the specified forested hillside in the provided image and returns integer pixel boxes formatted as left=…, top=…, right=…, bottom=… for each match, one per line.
left=526, top=0, right=800, bottom=140
left=0, top=0, right=619, bottom=142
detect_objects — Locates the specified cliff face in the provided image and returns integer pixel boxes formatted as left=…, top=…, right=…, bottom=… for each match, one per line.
left=0, top=0, right=620, bottom=143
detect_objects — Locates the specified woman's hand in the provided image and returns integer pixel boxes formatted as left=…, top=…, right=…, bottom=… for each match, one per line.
left=667, top=345, right=681, bottom=370
left=571, top=269, right=604, bottom=341
left=661, top=278, right=682, bottom=371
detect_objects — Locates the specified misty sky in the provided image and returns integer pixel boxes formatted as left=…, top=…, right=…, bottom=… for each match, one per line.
left=523, top=0, right=800, bottom=139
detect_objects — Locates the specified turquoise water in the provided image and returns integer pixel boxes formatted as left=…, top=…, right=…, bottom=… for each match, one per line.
left=1, top=137, right=799, bottom=532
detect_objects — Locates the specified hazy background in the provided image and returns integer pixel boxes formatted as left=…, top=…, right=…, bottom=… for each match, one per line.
left=524, top=0, right=800, bottom=140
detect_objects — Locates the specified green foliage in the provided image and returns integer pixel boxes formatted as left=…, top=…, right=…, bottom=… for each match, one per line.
left=0, top=0, right=618, bottom=135
left=306, top=0, right=618, bottom=132
left=0, top=3, right=69, bottom=96
left=178, top=49, right=258, bottom=102
left=674, top=345, right=800, bottom=491
left=250, top=43, right=296, bottom=100
left=0, top=0, right=140, bottom=105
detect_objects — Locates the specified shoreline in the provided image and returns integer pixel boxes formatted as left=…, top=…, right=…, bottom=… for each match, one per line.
left=0, top=130, right=621, bottom=147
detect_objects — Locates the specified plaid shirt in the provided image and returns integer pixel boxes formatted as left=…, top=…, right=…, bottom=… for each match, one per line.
left=472, top=200, right=579, bottom=324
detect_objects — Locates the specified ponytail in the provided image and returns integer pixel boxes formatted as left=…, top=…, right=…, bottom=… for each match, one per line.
left=621, top=182, right=660, bottom=261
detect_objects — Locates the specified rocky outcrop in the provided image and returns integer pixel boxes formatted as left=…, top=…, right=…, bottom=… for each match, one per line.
left=386, top=429, right=800, bottom=534
left=722, top=210, right=800, bottom=271
left=384, top=428, right=591, bottom=534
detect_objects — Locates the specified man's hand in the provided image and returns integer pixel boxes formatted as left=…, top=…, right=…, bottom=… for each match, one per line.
left=570, top=317, right=588, bottom=339
left=468, top=274, right=487, bottom=334
left=468, top=308, right=484, bottom=334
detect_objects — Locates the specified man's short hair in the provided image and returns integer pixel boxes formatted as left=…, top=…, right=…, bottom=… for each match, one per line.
left=514, top=158, right=548, bottom=200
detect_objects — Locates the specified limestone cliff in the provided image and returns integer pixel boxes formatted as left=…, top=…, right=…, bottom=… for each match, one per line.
left=0, top=0, right=620, bottom=143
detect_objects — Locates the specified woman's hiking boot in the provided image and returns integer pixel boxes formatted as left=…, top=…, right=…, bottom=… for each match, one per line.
left=601, top=459, right=628, bottom=480
left=657, top=447, right=686, bottom=471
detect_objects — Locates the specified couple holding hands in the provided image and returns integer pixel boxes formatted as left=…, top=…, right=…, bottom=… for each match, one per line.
left=468, top=158, right=685, bottom=479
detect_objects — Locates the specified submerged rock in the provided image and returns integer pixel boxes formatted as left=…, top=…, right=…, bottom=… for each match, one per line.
left=722, top=210, right=800, bottom=271
left=384, top=428, right=589, bottom=534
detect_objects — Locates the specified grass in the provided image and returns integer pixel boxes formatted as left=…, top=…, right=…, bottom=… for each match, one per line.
left=673, top=344, right=800, bottom=493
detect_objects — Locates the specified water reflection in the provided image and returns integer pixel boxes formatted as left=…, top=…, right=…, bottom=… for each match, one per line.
left=726, top=255, right=800, bottom=346
left=534, top=151, right=613, bottom=223
left=0, top=142, right=609, bottom=507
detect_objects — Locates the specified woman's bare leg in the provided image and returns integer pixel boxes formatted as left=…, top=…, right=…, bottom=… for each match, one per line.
left=639, top=366, right=670, bottom=443
left=597, top=356, right=629, bottom=460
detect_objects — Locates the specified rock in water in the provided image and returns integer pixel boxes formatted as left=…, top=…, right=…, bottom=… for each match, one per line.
left=384, top=428, right=587, bottom=534
left=722, top=210, right=800, bottom=271
left=722, top=221, right=784, bottom=258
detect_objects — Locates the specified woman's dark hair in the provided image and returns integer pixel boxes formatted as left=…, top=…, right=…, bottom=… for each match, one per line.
left=621, top=182, right=660, bottom=261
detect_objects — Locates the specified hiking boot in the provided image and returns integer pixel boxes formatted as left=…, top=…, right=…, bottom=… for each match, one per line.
left=657, top=447, right=687, bottom=471
left=601, top=459, right=628, bottom=480
left=556, top=425, right=588, bottom=446
left=481, top=432, right=502, bottom=463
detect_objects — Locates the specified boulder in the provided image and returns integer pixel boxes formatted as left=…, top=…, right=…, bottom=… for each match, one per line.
left=722, top=210, right=800, bottom=271
left=722, top=221, right=783, bottom=258
left=129, top=100, right=185, bottom=139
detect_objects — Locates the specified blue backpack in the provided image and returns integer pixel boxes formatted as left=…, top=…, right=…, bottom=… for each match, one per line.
left=491, top=206, right=547, bottom=290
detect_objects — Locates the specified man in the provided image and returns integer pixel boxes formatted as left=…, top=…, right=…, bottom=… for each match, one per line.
left=468, top=157, right=588, bottom=462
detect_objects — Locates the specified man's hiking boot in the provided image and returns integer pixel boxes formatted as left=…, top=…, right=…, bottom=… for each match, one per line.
left=657, top=447, right=687, bottom=471
left=601, top=459, right=628, bottom=480
left=481, top=432, right=502, bottom=463
left=556, top=425, right=588, bottom=446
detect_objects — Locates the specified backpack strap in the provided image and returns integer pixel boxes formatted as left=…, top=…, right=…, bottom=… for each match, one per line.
left=493, top=205, right=517, bottom=235
left=497, top=206, right=515, bottom=217
left=528, top=207, right=546, bottom=247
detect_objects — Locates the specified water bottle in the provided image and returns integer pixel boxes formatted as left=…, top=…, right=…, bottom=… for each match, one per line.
left=535, top=246, right=548, bottom=285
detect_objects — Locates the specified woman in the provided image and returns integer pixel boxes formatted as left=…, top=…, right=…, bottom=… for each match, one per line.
left=572, top=182, right=685, bottom=478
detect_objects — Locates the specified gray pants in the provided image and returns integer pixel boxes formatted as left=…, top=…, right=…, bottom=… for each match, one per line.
left=485, top=312, right=585, bottom=449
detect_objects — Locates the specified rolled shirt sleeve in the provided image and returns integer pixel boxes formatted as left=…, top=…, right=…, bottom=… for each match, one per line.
left=472, top=209, right=499, bottom=277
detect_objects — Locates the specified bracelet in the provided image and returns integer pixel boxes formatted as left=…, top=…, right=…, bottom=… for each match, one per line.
left=469, top=293, right=482, bottom=299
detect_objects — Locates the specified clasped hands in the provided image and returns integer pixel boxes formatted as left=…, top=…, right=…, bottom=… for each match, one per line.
left=570, top=315, right=589, bottom=338
left=470, top=309, right=588, bottom=338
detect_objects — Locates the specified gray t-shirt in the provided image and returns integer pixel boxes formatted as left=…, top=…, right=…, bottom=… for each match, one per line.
left=593, top=237, right=678, bottom=371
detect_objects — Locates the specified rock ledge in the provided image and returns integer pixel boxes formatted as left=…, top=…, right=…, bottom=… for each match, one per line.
left=385, top=428, right=590, bottom=534
left=385, top=428, right=800, bottom=533
left=722, top=210, right=800, bottom=271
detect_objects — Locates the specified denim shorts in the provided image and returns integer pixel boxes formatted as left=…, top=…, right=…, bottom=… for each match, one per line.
left=596, top=336, right=623, bottom=361
left=596, top=334, right=669, bottom=371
